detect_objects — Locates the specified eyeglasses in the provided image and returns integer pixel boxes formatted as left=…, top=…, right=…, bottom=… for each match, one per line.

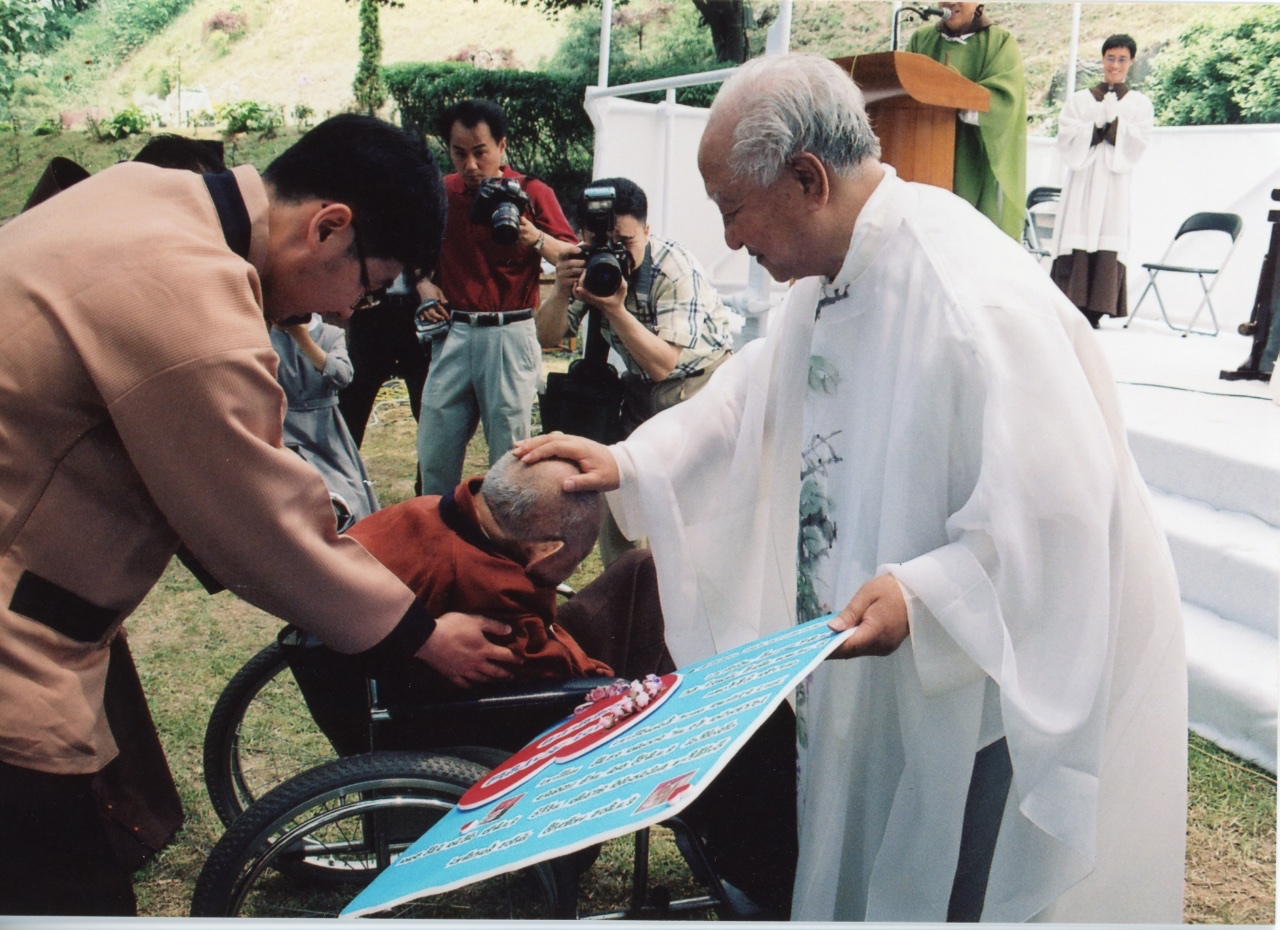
left=350, top=223, right=383, bottom=313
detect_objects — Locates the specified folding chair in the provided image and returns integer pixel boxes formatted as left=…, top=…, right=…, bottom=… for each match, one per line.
left=1125, top=211, right=1244, bottom=337
left=1022, top=186, right=1061, bottom=259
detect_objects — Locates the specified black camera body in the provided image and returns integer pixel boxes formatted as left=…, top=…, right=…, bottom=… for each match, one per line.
left=469, top=176, right=531, bottom=245
left=578, top=184, right=632, bottom=298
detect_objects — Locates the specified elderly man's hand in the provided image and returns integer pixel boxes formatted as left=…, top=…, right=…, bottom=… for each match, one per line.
left=512, top=432, right=620, bottom=493
left=826, top=575, right=910, bottom=660
left=413, top=612, right=520, bottom=688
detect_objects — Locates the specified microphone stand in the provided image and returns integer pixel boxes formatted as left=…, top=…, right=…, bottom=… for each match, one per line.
left=891, top=6, right=946, bottom=51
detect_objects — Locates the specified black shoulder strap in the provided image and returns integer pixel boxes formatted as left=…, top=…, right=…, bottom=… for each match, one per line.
left=202, top=170, right=252, bottom=259
left=180, top=168, right=252, bottom=596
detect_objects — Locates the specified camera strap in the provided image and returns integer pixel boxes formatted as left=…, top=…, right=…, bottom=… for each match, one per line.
left=201, top=170, right=252, bottom=259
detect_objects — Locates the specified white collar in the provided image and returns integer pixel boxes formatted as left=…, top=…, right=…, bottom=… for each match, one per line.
left=822, top=164, right=903, bottom=296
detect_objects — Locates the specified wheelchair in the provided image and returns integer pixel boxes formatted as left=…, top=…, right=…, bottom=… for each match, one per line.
left=193, top=625, right=762, bottom=919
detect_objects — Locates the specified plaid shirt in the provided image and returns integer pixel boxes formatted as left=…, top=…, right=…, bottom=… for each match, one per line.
left=566, top=235, right=734, bottom=382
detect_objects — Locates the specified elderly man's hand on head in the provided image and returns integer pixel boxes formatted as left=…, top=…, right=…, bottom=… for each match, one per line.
left=414, top=612, right=520, bottom=688
left=512, top=433, right=620, bottom=493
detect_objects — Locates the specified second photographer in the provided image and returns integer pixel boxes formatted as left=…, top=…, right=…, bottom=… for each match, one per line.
left=415, top=98, right=579, bottom=496
left=536, top=177, right=735, bottom=564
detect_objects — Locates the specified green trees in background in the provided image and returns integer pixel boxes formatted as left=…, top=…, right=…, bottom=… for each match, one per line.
left=383, top=62, right=592, bottom=205
left=2, top=0, right=61, bottom=127
left=381, top=1, right=756, bottom=210
left=107, top=0, right=196, bottom=56
left=352, top=0, right=387, bottom=115
left=503, top=0, right=755, bottom=65
left=1145, top=5, right=1280, bottom=126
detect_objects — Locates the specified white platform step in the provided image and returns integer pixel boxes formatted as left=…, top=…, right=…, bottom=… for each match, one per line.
left=1122, top=386, right=1280, bottom=526
left=1183, top=600, right=1278, bottom=773
left=1150, top=488, right=1280, bottom=637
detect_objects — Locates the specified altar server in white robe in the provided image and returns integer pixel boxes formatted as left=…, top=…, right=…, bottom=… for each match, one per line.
left=1051, top=34, right=1155, bottom=327
left=515, top=53, right=1186, bottom=923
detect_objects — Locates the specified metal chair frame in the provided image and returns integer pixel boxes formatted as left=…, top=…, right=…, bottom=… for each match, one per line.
left=1022, top=186, right=1061, bottom=260
left=1125, top=211, right=1244, bottom=337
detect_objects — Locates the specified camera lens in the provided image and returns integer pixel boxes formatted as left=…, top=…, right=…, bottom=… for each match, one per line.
left=491, top=201, right=522, bottom=245
left=582, top=251, right=623, bottom=297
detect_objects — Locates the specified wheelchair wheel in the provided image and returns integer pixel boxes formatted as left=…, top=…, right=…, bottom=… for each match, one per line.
left=191, top=751, right=572, bottom=918
left=203, top=641, right=339, bottom=827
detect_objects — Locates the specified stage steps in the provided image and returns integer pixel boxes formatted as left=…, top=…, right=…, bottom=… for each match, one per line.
left=1119, top=383, right=1279, bottom=773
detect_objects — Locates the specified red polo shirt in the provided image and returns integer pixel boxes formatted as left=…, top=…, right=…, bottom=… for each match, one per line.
left=436, top=166, right=577, bottom=313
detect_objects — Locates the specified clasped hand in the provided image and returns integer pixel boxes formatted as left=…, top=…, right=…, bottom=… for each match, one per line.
left=413, top=612, right=520, bottom=688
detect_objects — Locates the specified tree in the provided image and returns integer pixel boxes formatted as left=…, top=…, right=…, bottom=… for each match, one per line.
left=1144, top=7, right=1280, bottom=126
left=690, top=0, right=750, bottom=64
left=507, top=0, right=753, bottom=65
left=352, top=0, right=386, bottom=114
left=0, top=0, right=58, bottom=125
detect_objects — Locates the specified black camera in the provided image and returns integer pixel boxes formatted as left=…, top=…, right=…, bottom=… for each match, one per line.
left=469, top=177, right=531, bottom=245
left=577, top=184, right=632, bottom=298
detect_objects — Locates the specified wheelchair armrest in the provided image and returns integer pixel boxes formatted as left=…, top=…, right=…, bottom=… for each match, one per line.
left=425, top=676, right=618, bottom=713
left=374, top=675, right=622, bottom=754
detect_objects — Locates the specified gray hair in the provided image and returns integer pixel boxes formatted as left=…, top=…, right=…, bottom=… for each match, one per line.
left=480, top=451, right=603, bottom=556
left=712, top=53, right=881, bottom=187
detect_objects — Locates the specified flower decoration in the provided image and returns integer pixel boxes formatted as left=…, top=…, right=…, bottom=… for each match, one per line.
left=576, top=674, right=667, bottom=728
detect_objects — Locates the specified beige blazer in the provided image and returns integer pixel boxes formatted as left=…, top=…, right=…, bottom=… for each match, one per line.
left=0, top=163, right=418, bottom=774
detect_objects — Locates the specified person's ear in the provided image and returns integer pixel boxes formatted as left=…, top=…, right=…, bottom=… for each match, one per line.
left=496, top=136, right=508, bottom=165
left=521, top=539, right=565, bottom=570
left=309, top=202, right=354, bottom=249
left=789, top=153, right=830, bottom=209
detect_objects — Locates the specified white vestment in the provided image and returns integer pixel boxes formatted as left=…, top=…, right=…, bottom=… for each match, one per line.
left=1054, top=87, right=1154, bottom=260
left=609, top=168, right=1186, bottom=922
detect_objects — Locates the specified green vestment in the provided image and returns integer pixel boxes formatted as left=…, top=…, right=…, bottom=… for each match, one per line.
left=907, top=23, right=1027, bottom=239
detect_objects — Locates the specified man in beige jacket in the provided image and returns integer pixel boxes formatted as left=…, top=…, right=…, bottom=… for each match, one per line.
left=0, top=115, right=519, bottom=914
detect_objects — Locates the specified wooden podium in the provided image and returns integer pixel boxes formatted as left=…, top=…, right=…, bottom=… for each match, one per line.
left=831, top=51, right=990, bottom=191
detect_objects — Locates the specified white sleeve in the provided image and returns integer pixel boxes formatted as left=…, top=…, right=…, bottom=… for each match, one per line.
left=1102, top=92, right=1155, bottom=175
left=1056, top=92, right=1103, bottom=171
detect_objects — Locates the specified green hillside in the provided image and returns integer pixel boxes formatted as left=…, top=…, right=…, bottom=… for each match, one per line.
left=0, top=0, right=1259, bottom=220
left=17, top=0, right=1256, bottom=129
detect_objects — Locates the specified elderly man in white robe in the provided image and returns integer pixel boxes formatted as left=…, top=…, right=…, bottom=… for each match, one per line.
left=515, top=53, right=1186, bottom=922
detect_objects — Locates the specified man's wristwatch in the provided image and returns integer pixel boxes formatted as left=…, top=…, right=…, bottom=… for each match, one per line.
left=534, top=231, right=546, bottom=254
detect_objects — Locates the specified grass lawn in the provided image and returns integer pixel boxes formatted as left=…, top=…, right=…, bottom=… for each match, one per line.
left=125, top=368, right=1275, bottom=921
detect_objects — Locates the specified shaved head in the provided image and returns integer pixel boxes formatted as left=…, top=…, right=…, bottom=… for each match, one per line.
left=480, top=452, right=605, bottom=565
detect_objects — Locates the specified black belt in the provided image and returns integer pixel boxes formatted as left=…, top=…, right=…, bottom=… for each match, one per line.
left=450, top=309, right=533, bottom=327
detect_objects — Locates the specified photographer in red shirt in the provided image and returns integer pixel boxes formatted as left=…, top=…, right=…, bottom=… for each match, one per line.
left=415, top=99, right=579, bottom=495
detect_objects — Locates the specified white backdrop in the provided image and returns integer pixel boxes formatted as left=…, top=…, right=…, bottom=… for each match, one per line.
left=588, top=91, right=1280, bottom=334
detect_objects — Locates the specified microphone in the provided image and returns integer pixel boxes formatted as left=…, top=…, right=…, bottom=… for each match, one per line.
left=892, top=5, right=951, bottom=49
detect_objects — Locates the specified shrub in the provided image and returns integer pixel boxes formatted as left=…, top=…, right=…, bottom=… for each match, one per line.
left=216, top=100, right=283, bottom=136
left=382, top=63, right=594, bottom=205
left=291, top=103, right=314, bottom=126
left=92, top=105, right=154, bottom=140
left=202, top=9, right=248, bottom=39
left=31, top=118, right=60, bottom=136
left=1145, top=7, right=1280, bottom=126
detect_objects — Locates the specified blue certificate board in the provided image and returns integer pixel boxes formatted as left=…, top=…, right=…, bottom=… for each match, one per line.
left=343, top=616, right=851, bottom=917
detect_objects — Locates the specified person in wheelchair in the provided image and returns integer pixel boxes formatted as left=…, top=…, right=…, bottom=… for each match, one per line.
left=344, top=451, right=796, bottom=918
left=345, top=451, right=625, bottom=687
